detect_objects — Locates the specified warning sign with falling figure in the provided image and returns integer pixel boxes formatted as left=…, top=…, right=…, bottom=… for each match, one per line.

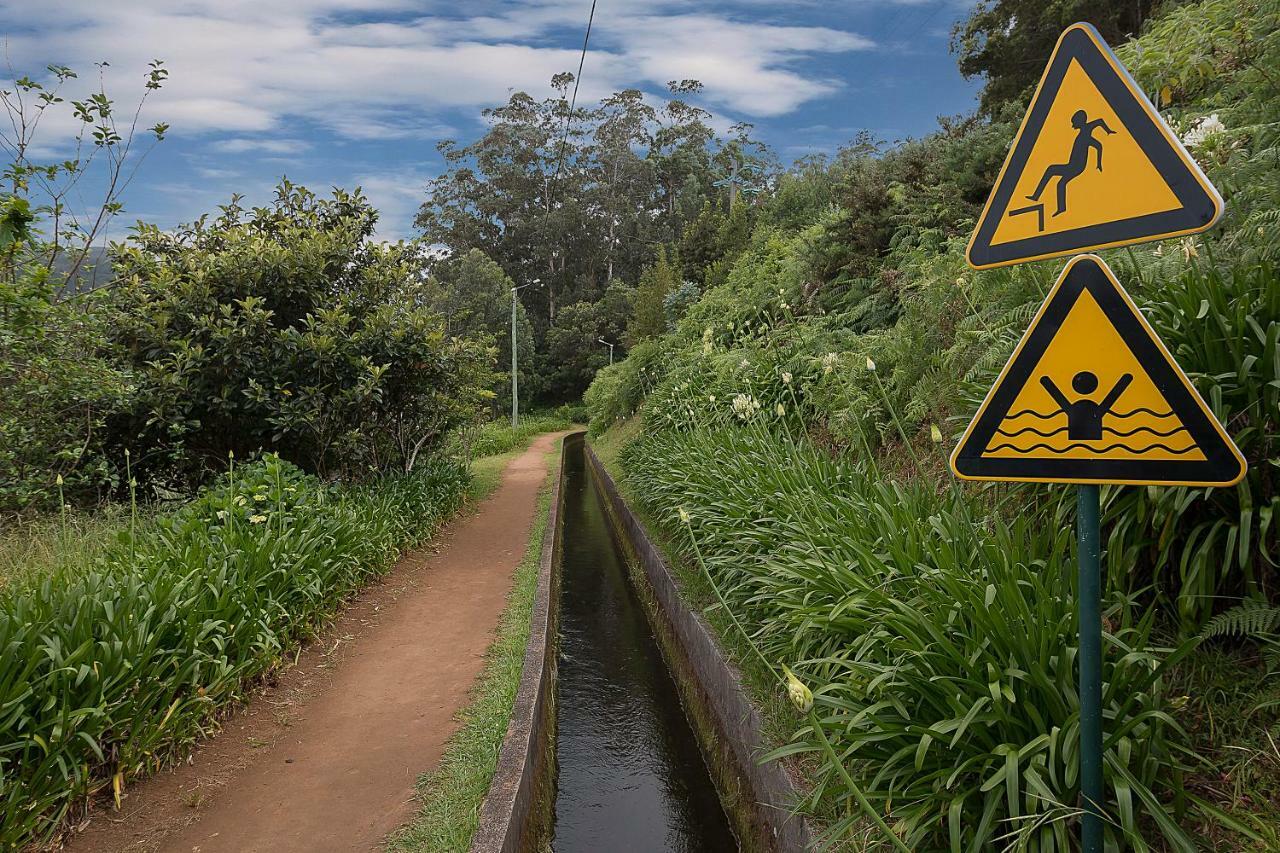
left=966, top=23, right=1223, bottom=270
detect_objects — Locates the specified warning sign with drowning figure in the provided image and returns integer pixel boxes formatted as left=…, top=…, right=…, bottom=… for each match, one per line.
left=966, top=23, right=1223, bottom=270
left=950, top=255, right=1245, bottom=485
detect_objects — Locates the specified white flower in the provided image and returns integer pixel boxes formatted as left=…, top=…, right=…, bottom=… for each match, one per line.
left=731, top=393, right=758, bottom=420
left=216, top=510, right=228, bottom=520
left=677, top=506, right=691, bottom=524
left=740, top=358, right=750, bottom=369
left=821, top=352, right=838, bottom=376
left=865, top=356, right=877, bottom=372
left=1181, top=113, right=1225, bottom=148
left=781, top=372, right=792, bottom=384
left=249, top=514, right=267, bottom=524
left=931, top=424, right=943, bottom=443
left=1180, top=237, right=1199, bottom=261
left=253, top=493, right=267, bottom=502
left=708, top=395, right=716, bottom=403
left=776, top=403, right=786, bottom=417
left=780, top=302, right=789, bottom=310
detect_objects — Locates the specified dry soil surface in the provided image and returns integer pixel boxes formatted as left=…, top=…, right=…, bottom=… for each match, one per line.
left=66, top=432, right=565, bottom=853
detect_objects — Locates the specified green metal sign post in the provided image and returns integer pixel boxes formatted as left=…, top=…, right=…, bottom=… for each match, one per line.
left=1076, top=483, right=1103, bottom=852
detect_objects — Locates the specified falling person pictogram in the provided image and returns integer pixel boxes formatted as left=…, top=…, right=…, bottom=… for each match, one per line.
left=1026, top=110, right=1117, bottom=217
left=1039, top=371, right=1133, bottom=440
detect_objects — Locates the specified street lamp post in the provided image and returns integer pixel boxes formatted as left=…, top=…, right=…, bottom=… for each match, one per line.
left=597, top=338, right=616, bottom=366
left=511, top=279, right=540, bottom=428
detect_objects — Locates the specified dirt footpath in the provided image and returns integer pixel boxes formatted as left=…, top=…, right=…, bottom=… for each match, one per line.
left=68, top=433, right=565, bottom=853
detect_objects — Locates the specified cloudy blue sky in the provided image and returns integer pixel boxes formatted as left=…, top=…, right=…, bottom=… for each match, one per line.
left=2, top=0, right=980, bottom=241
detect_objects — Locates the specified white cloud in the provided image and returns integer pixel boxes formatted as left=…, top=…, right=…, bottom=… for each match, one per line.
left=1, top=0, right=875, bottom=145
left=1, top=0, right=891, bottom=239
left=354, top=167, right=436, bottom=242
left=211, top=138, right=312, bottom=154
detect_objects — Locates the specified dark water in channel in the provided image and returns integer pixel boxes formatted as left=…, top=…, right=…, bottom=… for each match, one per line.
left=550, top=439, right=738, bottom=853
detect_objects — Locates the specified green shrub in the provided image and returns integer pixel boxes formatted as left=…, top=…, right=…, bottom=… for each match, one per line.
left=583, top=364, right=623, bottom=434
left=553, top=402, right=589, bottom=424
left=107, top=181, right=495, bottom=487
left=0, top=453, right=468, bottom=848
left=621, top=425, right=1196, bottom=850
left=583, top=338, right=668, bottom=434
left=0, top=267, right=134, bottom=510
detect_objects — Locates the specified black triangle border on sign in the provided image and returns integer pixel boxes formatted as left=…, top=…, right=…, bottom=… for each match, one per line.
left=966, top=23, right=1222, bottom=270
left=951, top=256, right=1245, bottom=485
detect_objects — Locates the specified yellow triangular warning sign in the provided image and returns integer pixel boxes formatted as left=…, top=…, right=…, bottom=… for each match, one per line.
left=966, top=23, right=1223, bottom=270
left=950, top=255, right=1245, bottom=485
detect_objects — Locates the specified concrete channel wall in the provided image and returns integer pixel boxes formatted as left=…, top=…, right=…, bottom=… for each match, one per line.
left=469, top=434, right=568, bottom=853
left=585, top=443, right=812, bottom=852
left=470, top=433, right=809, bottom=852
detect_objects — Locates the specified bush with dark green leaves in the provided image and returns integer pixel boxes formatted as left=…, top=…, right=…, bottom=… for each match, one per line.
left=107, top=181, right=496, bottom=488
left=0, top=263, right=133, bottom=510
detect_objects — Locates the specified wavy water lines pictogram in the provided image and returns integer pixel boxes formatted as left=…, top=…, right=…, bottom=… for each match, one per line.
left=985, top=440, right=1200, bottom=455
left=989, top=405, right=1195, bottom=458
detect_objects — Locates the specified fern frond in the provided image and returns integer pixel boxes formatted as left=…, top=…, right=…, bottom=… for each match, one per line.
left=1199, top=600, right=1280, bottom=641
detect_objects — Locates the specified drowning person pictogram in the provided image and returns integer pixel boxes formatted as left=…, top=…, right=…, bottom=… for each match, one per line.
left=1039, top=370, right=1131, bottom=440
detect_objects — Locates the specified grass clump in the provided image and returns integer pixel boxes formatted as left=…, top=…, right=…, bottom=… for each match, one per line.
left=620, top=423, right=1216, bottom=851
left=388, top=441, right=561, bottom=852
left=0, top=505, right=145, bottom=591
left=453, top=413, right=575, bottom=460
left=0, top=453, right=469, bottom=849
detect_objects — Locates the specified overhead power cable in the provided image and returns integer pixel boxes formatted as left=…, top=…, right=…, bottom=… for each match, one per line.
left=548, top=0, right=598, bottom=204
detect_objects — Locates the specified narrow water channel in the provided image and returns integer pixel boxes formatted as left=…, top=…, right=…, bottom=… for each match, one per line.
left=551, top=437, right=738, bottom=852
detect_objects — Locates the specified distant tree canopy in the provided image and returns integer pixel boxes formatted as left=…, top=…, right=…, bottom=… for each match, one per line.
left=417, top=78, right=775, bottom=402
left=952, top=0, right=1158, bottom=113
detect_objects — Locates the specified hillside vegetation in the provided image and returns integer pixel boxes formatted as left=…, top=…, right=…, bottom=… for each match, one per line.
left=582, top=0, right=1279, bottom=848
